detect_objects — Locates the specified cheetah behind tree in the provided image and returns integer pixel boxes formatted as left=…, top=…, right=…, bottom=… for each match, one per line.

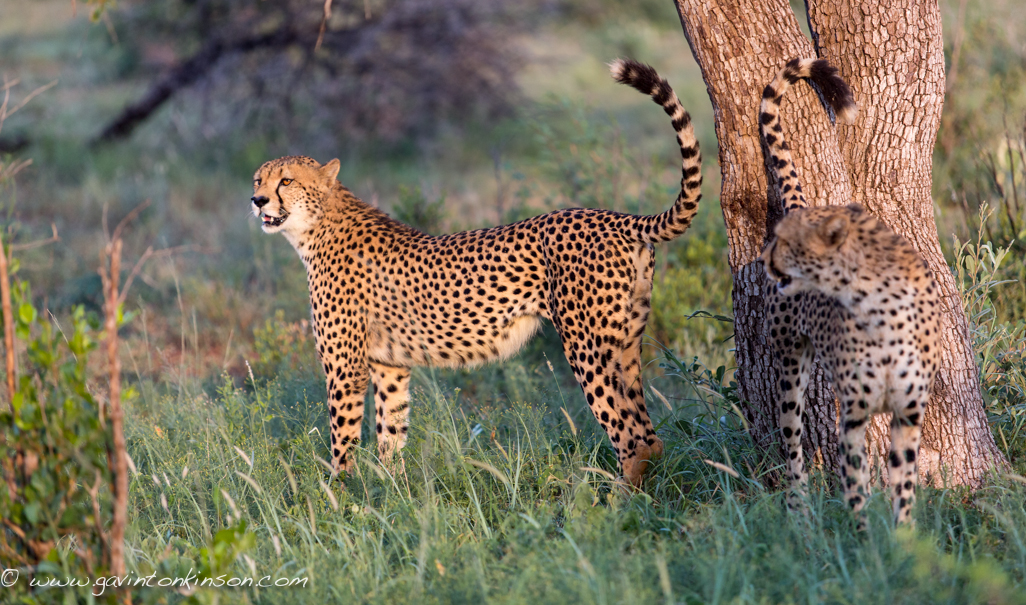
left=250, top=60, right=703, bottom=487
left=758, top=58, right=941, bottom=525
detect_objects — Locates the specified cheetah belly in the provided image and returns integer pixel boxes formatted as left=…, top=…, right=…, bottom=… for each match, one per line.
left=366, top=313, right=543, bottom=369
left=486, top=314, right=543, bottom=364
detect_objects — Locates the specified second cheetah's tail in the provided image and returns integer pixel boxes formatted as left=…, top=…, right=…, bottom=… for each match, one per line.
left=759, top=58, right=857, bottom=214
left=610, top=59, right=701, bottom=244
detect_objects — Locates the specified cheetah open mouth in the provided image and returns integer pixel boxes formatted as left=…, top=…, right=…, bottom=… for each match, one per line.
left=261, top=210, right=289, bottom=227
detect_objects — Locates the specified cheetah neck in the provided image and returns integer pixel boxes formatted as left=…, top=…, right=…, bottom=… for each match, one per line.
left=837, top=264, right=920, bottom=332
left=282, top=227, right=314, bottom=257
left=283, top=191, right=385, bottom=262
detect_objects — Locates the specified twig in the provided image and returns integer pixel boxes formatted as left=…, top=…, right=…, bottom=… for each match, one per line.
left=2, top=518, right=54, bottom=559
left=0, top=232, right=14, bottom=410
left=0, top=79, right=58, bottom=131
left=99, top=237, right=128, bottom=581
left=10, top=223, right=59, bottom=252
left=85, top=470, right=109, bottom=567
left=117, top=245, right=202, bottom=307
left=315, top=0, right=333, bottom=51
left=97, top=206, right=193, bottom=598
left=0, top=159, right=32, bottom=183
left=110, top=199, right=152, bottom=244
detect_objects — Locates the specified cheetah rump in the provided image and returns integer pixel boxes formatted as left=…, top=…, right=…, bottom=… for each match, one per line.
left=758, top=58, right=941, bottom=526
left=249, top=60, right=703, bottom=487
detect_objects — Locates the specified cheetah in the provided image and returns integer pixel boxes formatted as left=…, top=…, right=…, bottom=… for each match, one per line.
left=758, top=58, right=941, bottom=525
left=249, top=60, right=703, bottom=486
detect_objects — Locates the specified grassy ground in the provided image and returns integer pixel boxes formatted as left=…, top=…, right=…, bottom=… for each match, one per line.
left=3, top=0, right=1026, bottom=603
left=116, top=356, right=1026, bottom=605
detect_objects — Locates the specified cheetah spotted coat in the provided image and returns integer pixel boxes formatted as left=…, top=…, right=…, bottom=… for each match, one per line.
left=758, top=58, right=941, bottom=525
left=250, top=60, right=702, bottom=486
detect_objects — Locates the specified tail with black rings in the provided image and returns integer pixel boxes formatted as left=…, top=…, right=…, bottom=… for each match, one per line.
left=610, top=59, right=702, bottom=244
left=759, top=58, right=857, bottom=214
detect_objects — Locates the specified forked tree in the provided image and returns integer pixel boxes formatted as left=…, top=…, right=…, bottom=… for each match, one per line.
left=671, top=0, right=1005, bottom=485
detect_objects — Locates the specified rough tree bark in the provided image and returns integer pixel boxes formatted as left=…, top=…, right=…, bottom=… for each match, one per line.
left=672, top=0, right=1005, bottom=486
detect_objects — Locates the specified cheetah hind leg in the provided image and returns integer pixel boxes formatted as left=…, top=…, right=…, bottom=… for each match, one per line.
left=838, top=405, right=871, bottom=531
left=621, top=243, right=663, bottom=459
left=888, top=403, right=924, bottom=526
left=557, top=334, right=652, bottom=488
left=370, top=362, right=412, bottom=477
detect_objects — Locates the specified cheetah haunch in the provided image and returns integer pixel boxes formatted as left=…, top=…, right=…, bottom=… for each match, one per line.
left=250, top=60, right=702, bottom=487
left=759, top=58, right=940, bottom=526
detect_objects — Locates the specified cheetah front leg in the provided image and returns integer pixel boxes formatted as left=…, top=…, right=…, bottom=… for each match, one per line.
left=370, top=362, right=412, bottom=474
left=315, top=319, right=370, bottom=479
left=767, top=294, right=813, bottom=511
left=778, top=342, right=814, bottom=512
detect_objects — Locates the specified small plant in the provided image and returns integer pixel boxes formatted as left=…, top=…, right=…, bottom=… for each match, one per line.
left=252, top=309, right=313, bottom=378
left=0, top=292, right=111, bottom=581
left=392, top=185, right=447, bottom=235
left=955, top=208, right=1026, bottom=465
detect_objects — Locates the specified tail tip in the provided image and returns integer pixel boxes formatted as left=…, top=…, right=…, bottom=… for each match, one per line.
left=609, top=58, right=629, bottom=82
left=806, top=58, right=858, bottom=124
left=836, top=102, right=859, bottom=124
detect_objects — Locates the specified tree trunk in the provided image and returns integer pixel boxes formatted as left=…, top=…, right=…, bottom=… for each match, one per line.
left=672, top=0, right=1006, bottom=486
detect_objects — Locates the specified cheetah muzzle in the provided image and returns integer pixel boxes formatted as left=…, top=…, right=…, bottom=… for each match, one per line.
left=249, top=59, right=706, bottom=488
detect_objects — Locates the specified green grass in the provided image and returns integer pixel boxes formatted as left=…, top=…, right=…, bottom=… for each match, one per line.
left=108, top=353, right=1026, bottom=605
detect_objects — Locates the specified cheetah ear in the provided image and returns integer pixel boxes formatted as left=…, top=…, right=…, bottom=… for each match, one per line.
left=321, top=158, right=341, bottom=182
left=816, top=214, right=850, bottom=250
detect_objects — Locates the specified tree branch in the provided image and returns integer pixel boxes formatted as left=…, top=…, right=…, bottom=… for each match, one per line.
left=92, top=28, right=302, bottom=145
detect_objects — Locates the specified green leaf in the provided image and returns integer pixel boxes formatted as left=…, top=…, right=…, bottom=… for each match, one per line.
left=24, top=501, right=40, bottom=524
left=18, top=302, right=37, bottom=326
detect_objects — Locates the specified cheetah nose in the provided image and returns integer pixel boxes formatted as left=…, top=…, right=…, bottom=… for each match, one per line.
left=252, top=195, right=269, bottom=209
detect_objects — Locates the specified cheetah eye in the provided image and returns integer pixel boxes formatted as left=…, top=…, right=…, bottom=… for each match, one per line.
left=281, top=178, right=294, bottom=186
left=254, top=178, right=261, bottom=186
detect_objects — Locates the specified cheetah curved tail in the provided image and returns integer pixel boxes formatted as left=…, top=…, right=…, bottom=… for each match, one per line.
left=759, top=58, right=857, bottom=213
left=610, top=59, right=702, bottom=244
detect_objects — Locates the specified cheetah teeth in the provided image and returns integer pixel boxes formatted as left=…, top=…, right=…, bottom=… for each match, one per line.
left=261, top=212, right=288, bottom=227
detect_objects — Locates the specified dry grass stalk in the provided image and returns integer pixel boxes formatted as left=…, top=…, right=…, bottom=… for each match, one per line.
left=0, top=234, right=14, bottom=410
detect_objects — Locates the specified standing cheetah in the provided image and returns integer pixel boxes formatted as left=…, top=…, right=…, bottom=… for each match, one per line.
left=758, top=58, right=941, bottom=525
left=250, top=60, right=703, bottom=486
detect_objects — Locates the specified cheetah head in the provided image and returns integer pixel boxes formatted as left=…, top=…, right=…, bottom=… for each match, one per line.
left=251, top=155, right=341, bottom=237
left=760, top=204, right=866, bottom=299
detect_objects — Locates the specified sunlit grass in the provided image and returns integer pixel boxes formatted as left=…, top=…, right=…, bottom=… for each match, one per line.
left=110, top=344, right=1026, bottom=604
